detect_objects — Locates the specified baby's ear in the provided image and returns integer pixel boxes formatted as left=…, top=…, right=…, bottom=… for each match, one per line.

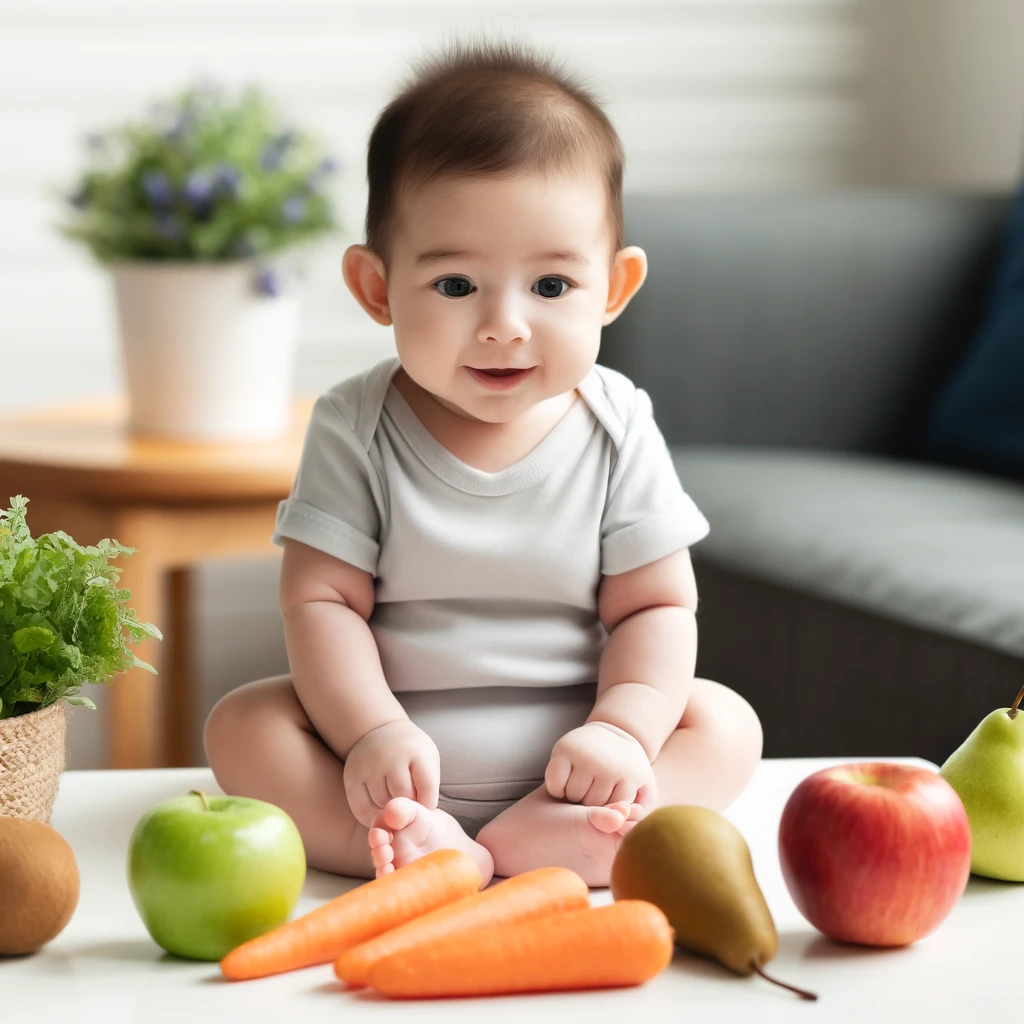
left=342, top=245, right=392, bottom=326
left=603, top=246, right=648, bottom=326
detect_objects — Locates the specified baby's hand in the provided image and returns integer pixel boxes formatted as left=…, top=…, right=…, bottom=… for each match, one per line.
left=342, top=719, right=440, bottom=828
left=545, top=721, right=658, bottom=811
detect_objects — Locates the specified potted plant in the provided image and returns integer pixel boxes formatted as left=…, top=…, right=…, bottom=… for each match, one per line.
left=53, top=80, right=343, bottom=442
left=0, top=496, right=161, bottom=824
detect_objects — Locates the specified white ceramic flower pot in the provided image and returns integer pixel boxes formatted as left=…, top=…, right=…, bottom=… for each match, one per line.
left=111, top=262, right=301, bottom=441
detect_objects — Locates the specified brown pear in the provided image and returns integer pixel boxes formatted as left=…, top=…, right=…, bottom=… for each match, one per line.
left=610, top=805, right=816, bottom=1000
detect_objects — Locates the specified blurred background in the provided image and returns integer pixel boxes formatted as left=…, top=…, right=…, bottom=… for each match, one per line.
left=2, top=0, right=1023, bottom=771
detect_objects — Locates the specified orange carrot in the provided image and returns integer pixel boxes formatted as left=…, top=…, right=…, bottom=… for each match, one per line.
left=367, top=899, right=674, bottom=998
left=220, top=848, right=481, bottom=981
left=335, top=866, right=590, bottom=987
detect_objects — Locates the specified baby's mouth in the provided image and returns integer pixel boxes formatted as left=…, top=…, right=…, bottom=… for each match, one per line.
left=466, top=366, right=536, bottom=389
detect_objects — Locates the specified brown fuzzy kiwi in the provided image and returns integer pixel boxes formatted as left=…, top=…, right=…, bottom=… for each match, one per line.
left=0, top=816, right=81, bottom=955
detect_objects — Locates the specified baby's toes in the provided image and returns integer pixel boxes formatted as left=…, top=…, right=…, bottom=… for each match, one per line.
left=587, top=800, right=631, bottom=834
left=367, top=827, right=396, bottom=876
left=368, top=826, right=392, bottom=850
left=616, top=802, right=648, bottom=837
left=372, top=844, right=395, bottom=874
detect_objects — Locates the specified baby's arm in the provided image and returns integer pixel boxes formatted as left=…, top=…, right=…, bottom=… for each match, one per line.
left=278, top=538, right=440, bottom=824
left=588, top=546, right=699, bottom=758
left=545, top=548, right=698, bottom=809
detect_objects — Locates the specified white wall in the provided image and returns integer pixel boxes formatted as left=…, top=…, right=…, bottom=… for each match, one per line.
left=0, top=0, right=1020, bottom=768
left=866, top=0, right=1024, bottom=188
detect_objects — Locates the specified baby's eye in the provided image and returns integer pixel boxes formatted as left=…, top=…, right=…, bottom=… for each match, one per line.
left=533, top=277, right=571, bottom=299
left=433, top=277, right=474, bottom=298
left=431, top=276, right=572, bottom=299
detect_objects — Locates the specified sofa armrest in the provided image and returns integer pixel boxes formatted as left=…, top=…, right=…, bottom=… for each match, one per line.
left=601, top=190, right=1008, bottom=454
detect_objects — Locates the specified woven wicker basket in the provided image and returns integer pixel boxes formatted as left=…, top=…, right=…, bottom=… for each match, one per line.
left=0, top=700, right=68, bottom=824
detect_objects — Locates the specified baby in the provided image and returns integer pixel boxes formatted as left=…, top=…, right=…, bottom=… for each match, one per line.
left=204, top=38, right=763, bottom=889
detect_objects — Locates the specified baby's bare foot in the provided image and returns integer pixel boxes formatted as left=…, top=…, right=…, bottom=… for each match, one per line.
left=475, top=790, right=648, bottom=886
left=368, top=797, right=494, bottom=886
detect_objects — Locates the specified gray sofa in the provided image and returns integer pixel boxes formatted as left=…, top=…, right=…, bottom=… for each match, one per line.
left=600, top=190, right=1024, bottom=766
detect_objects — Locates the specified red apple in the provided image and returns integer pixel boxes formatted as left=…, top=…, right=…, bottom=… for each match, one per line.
left=778, top=762, right=971, bottom=947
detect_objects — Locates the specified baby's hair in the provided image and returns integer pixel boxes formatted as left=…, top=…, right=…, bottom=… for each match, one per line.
left=362, top=34, right=625, bottom=271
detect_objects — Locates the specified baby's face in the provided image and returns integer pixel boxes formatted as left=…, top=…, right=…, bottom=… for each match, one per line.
left=383, top=171, right=623, bottom=424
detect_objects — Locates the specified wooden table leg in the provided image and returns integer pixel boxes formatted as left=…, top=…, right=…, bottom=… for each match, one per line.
left=108, top=509, right=167, bottom=769
left=165, top=566, right=197, bottom=768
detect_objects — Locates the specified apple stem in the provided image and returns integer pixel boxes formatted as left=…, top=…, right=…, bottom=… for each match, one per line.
left=190, top=789, right=210, bottom=812
left=1008, top=683, right=1024, bottom=720
left=753, top=964, right=818, bottom=1001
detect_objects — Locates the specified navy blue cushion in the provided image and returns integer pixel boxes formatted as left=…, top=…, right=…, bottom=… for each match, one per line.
left=919, top=187, right=1024, bottom=479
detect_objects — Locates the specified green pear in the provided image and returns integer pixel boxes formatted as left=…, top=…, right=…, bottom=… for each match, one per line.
left=939, top=683, right=1024, bottom=881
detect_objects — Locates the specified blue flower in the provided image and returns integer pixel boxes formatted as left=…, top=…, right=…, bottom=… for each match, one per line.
left=142, top=171, right=175, bottom=210
left=302, top=155, right=342, bottom=193
left=260, top=130, right=296, bottom=171
left=260, top=146, right=283, bottom=172
left=184, top=169, right=215, bottom=214
left=212, top=162, right=241, bottom=199
left=155, top=212, right=183, bottom=239
left=254, top=266, right=280, bottom=296
left=281, top=195, right=306, bottom=224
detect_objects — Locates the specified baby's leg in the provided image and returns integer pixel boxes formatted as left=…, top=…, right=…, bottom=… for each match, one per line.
left=650, top=677, right=763, bottom=809
left=203, top=674, right=375, bottom=878
left=476, top=677, right=763, bottom=886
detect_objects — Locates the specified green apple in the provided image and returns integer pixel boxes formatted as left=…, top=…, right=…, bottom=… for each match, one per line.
left=128, top=789, right=306, bottom=961
left=939, top=683, right=1024, bottom=881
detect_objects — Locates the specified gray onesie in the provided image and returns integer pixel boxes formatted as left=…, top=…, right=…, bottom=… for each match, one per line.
left=272, top=356, right=709, bottom=834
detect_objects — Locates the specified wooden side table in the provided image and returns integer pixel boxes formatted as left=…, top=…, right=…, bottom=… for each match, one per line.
left=0, top=397, right=313, bottom=769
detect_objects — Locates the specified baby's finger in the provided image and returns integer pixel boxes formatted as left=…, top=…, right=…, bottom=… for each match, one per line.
left=386, top=769, right=416, bottom=802
left=582, top=778, right=615, bottom=807
left=608, top=778, right=639, bottom=806
left=410, top=758, right=439, bottom=810
left=634, top=778, right=659, bottom=813
left=564, top=769, right=594, bottom=805
left=367, top=777, right=391, bottom=811
left=544, top=755, right=571, bottom=800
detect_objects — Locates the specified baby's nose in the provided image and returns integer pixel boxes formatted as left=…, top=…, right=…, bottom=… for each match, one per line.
left=476, top=298, right=530, bottom=345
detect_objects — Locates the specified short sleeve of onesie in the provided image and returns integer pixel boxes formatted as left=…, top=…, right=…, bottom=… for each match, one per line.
left=270, top=389, right=382, bottom=575
left=600, top=385, right=710, bottom=575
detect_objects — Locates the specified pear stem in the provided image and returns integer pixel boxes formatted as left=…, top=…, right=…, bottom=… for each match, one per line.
left=1008, top=683, right=1024, bottom=720
left=190, top=789, right=209, bottom=812
left=753, top=964, right=818, bottom=1001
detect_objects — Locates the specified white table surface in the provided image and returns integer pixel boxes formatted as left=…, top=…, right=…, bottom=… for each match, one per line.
left=3, top=757, right=1019, bottom=1023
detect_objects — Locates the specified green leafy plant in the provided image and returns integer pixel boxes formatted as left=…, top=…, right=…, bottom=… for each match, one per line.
left=52, top=79, right=342, bottom=294
left=0, top=496, right=162, bottom=720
